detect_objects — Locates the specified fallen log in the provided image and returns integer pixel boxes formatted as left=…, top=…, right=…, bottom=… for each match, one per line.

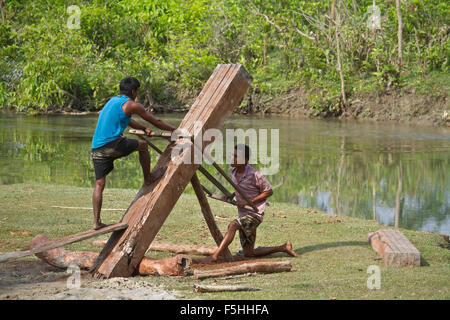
left=193, top=284, right=261, bottom=293
left=193, top=261, right=292, bottom=280
left=92, top=240, right=217, bottom=256
left=30, top=235, right=191, bottom=276
left=368, top=229, right=420, bottom=267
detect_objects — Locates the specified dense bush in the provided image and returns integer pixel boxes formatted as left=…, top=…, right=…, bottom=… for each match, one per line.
left=0, top=0, right=448, bottom=113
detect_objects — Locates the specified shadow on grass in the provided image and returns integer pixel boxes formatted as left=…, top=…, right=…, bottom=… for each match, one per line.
left=294, top=241, right=369, bottom=255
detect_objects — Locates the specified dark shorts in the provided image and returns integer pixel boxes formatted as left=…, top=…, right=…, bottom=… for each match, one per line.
left=236, top=214, right=262, bottom=248
left=91, top=136, right=139, bottom=180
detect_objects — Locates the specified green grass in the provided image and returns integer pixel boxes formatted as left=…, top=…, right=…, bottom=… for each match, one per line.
left=0, top=183, right=449, bottom=300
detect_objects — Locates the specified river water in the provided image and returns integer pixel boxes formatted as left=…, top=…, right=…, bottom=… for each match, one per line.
left=0, top=113, right=449, bottom=235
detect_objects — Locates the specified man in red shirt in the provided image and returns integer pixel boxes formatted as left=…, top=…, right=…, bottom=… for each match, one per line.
left=198, top=144, right=298, bottom=263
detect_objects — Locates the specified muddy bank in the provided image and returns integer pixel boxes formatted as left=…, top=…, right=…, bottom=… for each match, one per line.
left=4, top=85, right=448, bottom=127
left=240, top=87, right=449, bottom=127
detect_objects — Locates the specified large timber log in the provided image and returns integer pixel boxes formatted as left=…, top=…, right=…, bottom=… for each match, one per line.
left=30, top=235, right=192, bottom=276
left=92, top=239, right=217, bottom=256
left=91, top=64, right=252, bottom=279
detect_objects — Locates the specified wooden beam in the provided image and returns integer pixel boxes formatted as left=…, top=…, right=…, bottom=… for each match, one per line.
left=92, top=239, right=218, bottom=256
left=91, top=64, right=252, bottom=278
left=0, top=223, right=127, bottom=264
left=191, top=173, right=233, bottom=261
left=368, top=229, right=421, bottom=267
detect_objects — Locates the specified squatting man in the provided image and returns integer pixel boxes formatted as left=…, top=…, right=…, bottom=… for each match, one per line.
left=197, top=144, right=298, bottom=263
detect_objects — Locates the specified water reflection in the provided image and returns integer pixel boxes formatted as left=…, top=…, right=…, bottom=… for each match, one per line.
left=0, top=113, right=449, bottom=235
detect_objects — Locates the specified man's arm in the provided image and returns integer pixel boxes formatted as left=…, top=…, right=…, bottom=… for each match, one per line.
left=236, top=189, right=272, bottom=208
left=126, top=101, right=177, bottom=131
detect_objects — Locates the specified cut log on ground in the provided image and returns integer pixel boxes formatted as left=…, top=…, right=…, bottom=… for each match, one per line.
left=368, top=229, right=421, bottom=267
left=137, top=255, right=192, bottom=277
left=193, top=284, right=261, bottom=293
left=30, top=235, right=191, bottom=276
left=91, top=64, right=252, bottom=279
left=193, top=261, right=292, bottom=280
left=92, top=240, right=217, bottom=256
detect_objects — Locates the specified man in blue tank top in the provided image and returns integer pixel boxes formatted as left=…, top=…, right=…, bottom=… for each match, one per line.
left=91, top=76, right=176, bottom=230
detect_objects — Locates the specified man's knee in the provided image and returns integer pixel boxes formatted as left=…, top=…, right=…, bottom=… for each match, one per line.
left=95, top=178, right=106, bottom=189
left=136, top=140, right=148, bottom=152
left=228, top=220, right=240, bottom=231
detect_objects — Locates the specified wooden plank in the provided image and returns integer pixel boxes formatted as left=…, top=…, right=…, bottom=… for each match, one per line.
left=368, top=229, right=421, bottom=267
left=91, top=64, right=252, bottom=278
left=190, top=173, right=233, bottom=261
left=0, top=223, right=127, bottom=264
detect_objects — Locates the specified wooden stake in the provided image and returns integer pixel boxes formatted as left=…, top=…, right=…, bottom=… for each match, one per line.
left=191, top=173, right=233, bottom=261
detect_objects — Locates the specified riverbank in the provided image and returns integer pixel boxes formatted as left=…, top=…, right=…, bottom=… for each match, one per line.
left=4, top=83, right=448, bottom=127
left=0, top=183, right=448, bottom=300
left=242, top=86, right=449, bottom=127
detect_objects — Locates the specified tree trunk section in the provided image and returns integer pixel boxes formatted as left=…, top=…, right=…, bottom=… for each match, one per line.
left=30, top=235, right=192, bottom=276
left=92, top=240, right=217, bottom=256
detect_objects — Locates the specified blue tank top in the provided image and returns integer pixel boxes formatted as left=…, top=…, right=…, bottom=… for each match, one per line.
left=92, top=95, right=131, bottom=149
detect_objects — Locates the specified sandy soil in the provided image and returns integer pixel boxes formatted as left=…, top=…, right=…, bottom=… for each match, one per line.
left=0, top=260, right=179, bottom=300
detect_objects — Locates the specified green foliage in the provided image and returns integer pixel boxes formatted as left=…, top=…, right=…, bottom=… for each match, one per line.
left=0, top=0, right=448, bottom=112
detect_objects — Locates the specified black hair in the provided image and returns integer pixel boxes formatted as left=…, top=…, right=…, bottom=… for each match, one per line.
left=119, top=76, right=140, bottom=96
left=234, top=144, right=251, bottom=160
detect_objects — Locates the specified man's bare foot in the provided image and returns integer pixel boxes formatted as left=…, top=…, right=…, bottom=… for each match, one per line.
left=194, top=255, right=217, bottom=264
left=284, top=241, right=299, bottom=257
left=94, top=222, right=107, bottom=230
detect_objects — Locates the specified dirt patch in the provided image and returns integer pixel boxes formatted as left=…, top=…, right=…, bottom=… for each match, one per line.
left=0, top=260, right=178, bottom=300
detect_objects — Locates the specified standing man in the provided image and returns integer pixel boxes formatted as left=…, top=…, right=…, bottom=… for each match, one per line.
left=91, top=76, right=176, bottom=230
left=199, top=144, right=298, bottom=263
